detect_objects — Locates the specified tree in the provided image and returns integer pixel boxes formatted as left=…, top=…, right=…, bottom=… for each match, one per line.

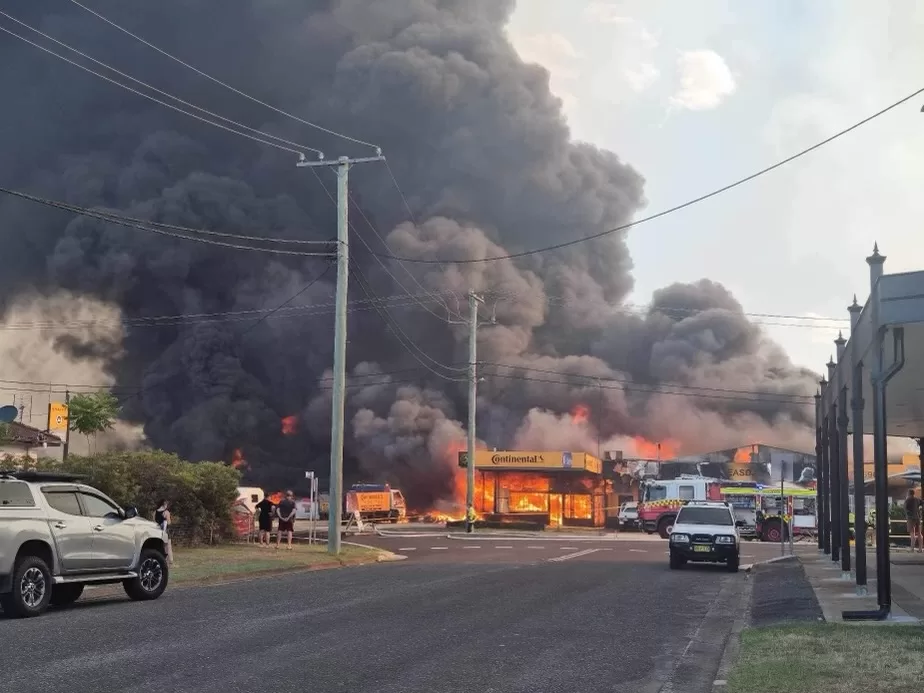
left=68, top=391, right=120, bottom=453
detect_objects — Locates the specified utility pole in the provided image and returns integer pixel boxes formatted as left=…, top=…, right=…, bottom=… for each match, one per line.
left=297, top=151, right=384, bottom=555
left=466, top=290, right=484, bottom=512
left=62, top=389, right=70, bottom=461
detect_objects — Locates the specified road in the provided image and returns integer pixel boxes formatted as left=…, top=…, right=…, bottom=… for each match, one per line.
left=1, top=535, right=787, bottom=693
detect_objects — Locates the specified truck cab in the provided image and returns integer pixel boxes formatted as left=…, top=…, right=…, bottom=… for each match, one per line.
left=638, top=476, right=722, bottom=538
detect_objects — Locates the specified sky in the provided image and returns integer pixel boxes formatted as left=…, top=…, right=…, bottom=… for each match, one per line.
left=506, top=0, right=924, bottom=372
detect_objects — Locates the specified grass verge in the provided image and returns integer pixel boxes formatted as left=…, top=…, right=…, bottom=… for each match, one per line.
left=169, top=542, right=382, bottom=585
left=727, top=624, right=924, bottom=693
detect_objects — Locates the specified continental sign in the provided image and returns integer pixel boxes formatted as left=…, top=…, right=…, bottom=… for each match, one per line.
left=458, top=450, right=603, bottom=474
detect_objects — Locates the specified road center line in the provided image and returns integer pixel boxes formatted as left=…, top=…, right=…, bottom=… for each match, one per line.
left=528, top=546, right=544, bottom=549
left=463, top=545, right=481, bottom=549
left=549, top=548, right=600, bottom=562
left=398, top=548, right=417, bottom=551
left=430, top=546, right=449, bottom=550
left=629, top=549, right=647, bottom=553
left=560, top=546, right=578, bottom=550
left=495, top=545, right=513, bottom=549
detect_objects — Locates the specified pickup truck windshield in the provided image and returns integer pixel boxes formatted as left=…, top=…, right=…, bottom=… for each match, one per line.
left=0, top=480, right=36, bottom=507
left=676, top=507, right=733, bottom=526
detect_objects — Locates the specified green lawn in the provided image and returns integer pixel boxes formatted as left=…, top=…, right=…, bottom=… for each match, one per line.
left=728, top=624, right=924, bottom=693
left=169, top=542, right=381, bottom=584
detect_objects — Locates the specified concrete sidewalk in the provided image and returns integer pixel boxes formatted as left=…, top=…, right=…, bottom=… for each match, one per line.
left=797, top=546, right=924, bottom=624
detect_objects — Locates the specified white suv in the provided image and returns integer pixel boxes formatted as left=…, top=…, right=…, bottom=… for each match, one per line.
left=668, top=501, right=741, bottom=573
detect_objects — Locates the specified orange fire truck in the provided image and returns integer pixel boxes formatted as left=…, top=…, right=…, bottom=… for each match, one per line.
left=638, top=476, right=759, bottom=538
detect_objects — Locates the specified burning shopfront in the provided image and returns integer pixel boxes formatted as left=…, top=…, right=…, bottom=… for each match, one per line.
left=458, top=450, right=606, bottom=527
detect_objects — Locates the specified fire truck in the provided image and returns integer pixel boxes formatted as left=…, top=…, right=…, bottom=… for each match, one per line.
left=638, top=476, right=759, bottom=538
left=345, top=483, right=407, bottom=523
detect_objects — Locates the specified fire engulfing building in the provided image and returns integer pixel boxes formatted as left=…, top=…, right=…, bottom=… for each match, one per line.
left=459, top=450, right=606, bottom=527
left=603, top=444, right=816, bottom=487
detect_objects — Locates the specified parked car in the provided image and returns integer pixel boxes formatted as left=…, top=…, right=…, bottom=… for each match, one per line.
left=0, top=470, right=169, bottom=618
left=668, top=500, right=743, bottom=572
left=618, top=501, right=639, bottom=529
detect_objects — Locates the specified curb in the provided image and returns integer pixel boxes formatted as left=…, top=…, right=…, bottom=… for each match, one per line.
left=711, top=568, right=754, bottom=691
left=741, top=554, right=796, bottom=573
left=319, top=539, right=408, bottom=563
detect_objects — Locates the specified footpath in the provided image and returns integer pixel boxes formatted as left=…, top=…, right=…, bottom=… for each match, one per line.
left=718, top=544, right=924, bottom=693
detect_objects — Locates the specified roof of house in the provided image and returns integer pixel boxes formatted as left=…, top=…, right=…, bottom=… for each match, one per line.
left=0, top=421, right=63, bottom=448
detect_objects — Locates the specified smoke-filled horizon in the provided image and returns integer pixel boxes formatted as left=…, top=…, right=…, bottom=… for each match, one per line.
left=0, top=0, right=819, bottom=507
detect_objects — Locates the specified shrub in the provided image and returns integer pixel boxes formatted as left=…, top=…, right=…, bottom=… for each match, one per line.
left=29, top=450, right=240, bottom=546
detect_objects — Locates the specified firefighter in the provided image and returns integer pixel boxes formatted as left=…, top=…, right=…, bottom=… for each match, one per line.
left=465, top=505, right=477, bottom=534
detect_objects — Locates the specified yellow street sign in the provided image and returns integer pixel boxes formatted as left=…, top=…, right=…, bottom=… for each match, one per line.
left=48, top=402, right=69, bottom=435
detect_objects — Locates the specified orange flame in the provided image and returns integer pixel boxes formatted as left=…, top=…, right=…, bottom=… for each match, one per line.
left=571, top=403, right=590, bottom=425
left=631, top=437, right=680, bottom=460
left=281, top=415, right=298, bottom=435
left=733, top=446, right=755, bottom=463
left=231, top=449, right=248, bottom=469
left=267, top=491, right=284, bottom=504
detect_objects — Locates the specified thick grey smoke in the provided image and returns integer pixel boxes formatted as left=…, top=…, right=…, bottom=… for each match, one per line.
left=0, top=1, right=817, bottom=504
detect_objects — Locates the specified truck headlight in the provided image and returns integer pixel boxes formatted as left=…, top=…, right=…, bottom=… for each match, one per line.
left=670, top=533, right=690, bottom=544
left=715, top=535, right=735, bottom=545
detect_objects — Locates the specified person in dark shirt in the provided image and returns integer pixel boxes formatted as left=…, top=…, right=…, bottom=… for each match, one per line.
left=254, top=493, right=275, bottom=547
left=905, top=489, right=922, bottom=552
left=276, top=490, right=297, bottom=551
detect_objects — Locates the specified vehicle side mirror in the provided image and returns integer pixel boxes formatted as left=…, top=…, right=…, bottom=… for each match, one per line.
left=123, top=505, right=139, bottom=519
left=735, top=520, right=745, bottom=528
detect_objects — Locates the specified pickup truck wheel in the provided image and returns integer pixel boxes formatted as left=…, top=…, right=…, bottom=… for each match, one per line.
left=727, top=554, right=740, bottom=573
left=0, top=555, right=52, bottom=618
left=123, top=549, right=169, bottom=601
left=669, top=552, right=685, bottom=570
left=50, top=583, right=84, bottom=608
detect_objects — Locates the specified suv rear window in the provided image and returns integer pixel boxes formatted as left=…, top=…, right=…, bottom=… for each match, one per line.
left=0, top=480, right=36, bottom=507
left=677, top=506, right=733, bottom=526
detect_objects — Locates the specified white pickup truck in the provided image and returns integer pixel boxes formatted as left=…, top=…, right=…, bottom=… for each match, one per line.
left=0, top=470, right=169, bottom=618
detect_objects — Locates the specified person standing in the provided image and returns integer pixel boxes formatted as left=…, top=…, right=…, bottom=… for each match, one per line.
left=276, top=490, right=297, bottom=550
left=905, top=489, right=922, bottom=552
left=254, top=493, right=275, bottom=547
left=154, top=499, right=175, bottom=566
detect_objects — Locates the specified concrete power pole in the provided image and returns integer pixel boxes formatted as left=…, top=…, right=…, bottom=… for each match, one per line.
left=466, top=290, right=484, bottom=511
left=298, top=151, right=383, bottom=555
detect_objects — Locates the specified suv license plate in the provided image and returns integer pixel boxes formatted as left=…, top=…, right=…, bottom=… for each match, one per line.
left=693, top=545, right=711, bottom=552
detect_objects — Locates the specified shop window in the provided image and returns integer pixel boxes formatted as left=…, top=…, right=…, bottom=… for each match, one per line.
left=509, top=492, right=548, bottom=513
left=564, top=494, right=592, bottom=520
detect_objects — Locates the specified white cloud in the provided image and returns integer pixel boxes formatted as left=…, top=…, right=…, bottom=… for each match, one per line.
left=671, top=50, right=737, bottom=110
left=623, top=63, right=660, bottom=92
left=582, top=2, right=635, bottom=25
left=508, top=31, right=583, bottom=118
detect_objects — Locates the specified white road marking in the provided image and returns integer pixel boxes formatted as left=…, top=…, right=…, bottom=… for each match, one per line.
left=629, top=549, right=647, bottom=553
left=463, top=545, right=481, bottom=549
left=430, top=546, right=449, bottom=550
left=528, top=546, right=544, bottom=549
left=398, top=548, right=417, bottom=551
left=560, top=546, right=578, bottom=550
left=549, top=548, right=600, bottom=562
left=495, top=545, right=513, bottom=549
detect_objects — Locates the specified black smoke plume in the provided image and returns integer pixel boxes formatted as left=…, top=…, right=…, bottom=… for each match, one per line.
left=0, top=1, right=817, bottom=506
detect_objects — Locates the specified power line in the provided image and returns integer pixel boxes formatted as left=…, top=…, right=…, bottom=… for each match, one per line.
left=363, top=85, right=924, bottom=264
left=348, top=259, right=466, bottom=380
left=481, top=371, right=812, bottom=406
left=0, top=290, right=457, bottom=331
left=308, top=167, right=455, bottom=322
left=111, top=261, right=336, bottom=406
left=479, top=361, right=815, bottom=402
left=0, top=187, right=335, bottom=257
left=67, top=0, right=378, bottom=154
left=0, top=10, right=324, bottom=157
left=0, top=185, right=333, bottom=246
left=0, top=22, right=315, bottom=157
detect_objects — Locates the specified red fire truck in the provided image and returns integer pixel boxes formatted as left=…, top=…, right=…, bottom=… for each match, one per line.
left=638, top=476, right=759, bottom=538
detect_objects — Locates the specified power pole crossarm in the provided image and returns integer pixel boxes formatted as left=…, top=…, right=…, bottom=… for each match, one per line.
left=296, top=151, right=384, bottom=556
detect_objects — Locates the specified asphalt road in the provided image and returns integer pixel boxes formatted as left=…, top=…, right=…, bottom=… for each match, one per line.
left=0, top=537, right=784, bottom=693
